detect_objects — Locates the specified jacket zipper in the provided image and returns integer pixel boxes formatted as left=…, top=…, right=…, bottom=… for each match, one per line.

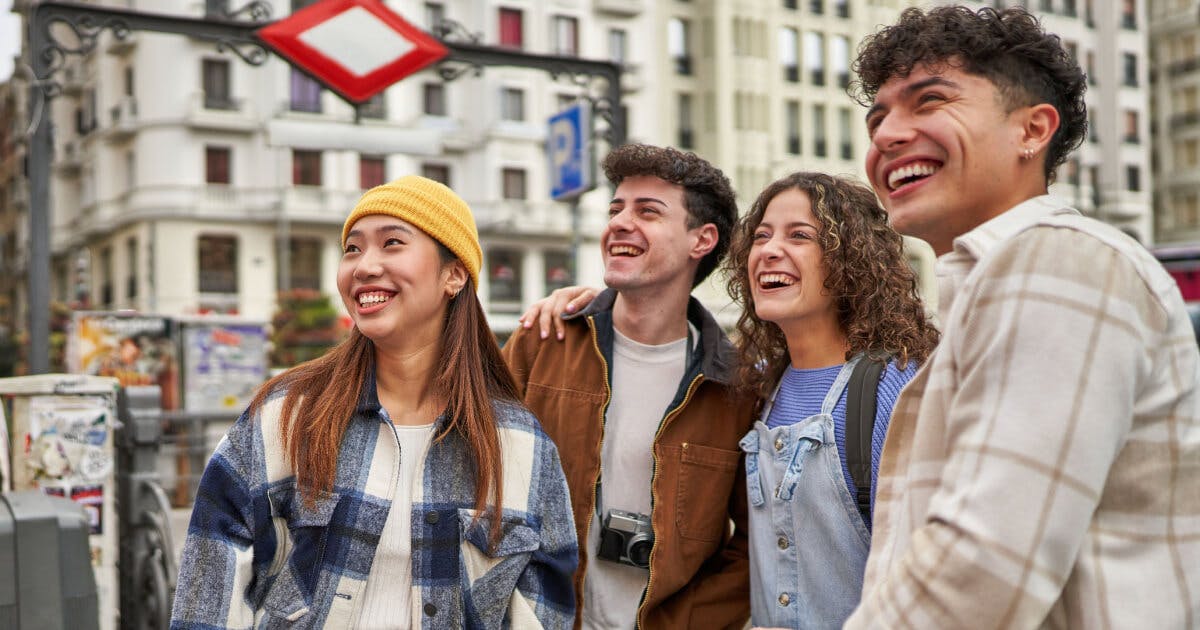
left=583, top=315, right=614, bottom=586
left=635, top=372, right=704, bottom=629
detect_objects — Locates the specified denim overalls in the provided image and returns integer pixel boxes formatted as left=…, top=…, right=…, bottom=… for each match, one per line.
left=738, top=355, right=872, bottom=629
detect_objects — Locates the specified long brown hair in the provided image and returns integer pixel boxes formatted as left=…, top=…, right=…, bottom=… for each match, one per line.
left=248, top=246, right=519, bottom=547
left=726, top=172, right=939, bottom=400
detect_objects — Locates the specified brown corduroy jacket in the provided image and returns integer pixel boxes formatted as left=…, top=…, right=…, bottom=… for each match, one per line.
left=501, top=289, right=753, bottom=629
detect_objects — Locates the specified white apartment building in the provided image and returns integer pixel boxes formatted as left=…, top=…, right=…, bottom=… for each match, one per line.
left=15, top=0, right=660, bottom=339
left=652, top=0, right=937, bottom=313
left=1150, top=0, right=1200, bottom=246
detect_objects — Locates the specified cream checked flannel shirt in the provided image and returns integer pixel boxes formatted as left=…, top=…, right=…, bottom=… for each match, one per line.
left=846, top=196, right=1200, bottom=629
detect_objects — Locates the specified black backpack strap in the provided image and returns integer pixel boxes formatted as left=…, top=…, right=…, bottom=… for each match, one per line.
left=845, top=356, right=886, bottom=523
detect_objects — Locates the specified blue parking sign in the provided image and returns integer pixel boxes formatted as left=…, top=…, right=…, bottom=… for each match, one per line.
left=547, top=102, right=594, bottom=201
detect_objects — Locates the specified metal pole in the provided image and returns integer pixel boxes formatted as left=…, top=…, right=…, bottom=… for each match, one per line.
left=568, top=198, right=580, bottom=284
left=27, top=17, right=52, bottom=374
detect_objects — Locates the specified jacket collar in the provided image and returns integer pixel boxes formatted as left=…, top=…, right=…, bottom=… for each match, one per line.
left=354, top=362, right=452, bottom=430
left=567, top=288, right=736, bottom=386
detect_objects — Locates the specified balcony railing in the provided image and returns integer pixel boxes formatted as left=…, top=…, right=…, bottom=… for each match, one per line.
left=1169, top=57, right=1200, bottom=77
left=785, top=65, right=799, bottom=83
left=1171, top=111, right=1200, bottom=130
left=674, top=55, right=692, bottom=76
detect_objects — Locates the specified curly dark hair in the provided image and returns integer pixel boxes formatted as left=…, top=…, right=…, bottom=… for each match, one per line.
left=726, top=172, right=939, bottom=400
left=602, top=143, right=738, bottom=287
left=851, top=6, right=1087, bottom=184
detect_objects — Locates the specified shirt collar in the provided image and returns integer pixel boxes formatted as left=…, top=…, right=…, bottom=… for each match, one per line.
left=934, top=195, right=1079, bottom=322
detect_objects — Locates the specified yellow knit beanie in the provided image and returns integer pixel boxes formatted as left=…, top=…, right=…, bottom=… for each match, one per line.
left=341, top=175, right=482, bottom=289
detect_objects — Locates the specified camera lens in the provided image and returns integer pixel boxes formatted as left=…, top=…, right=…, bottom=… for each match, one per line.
left=627, top=536, right=653, bottom=568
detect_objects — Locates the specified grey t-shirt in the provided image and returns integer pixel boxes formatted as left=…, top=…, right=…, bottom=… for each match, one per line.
left=581, top=325, right=694, bottom=629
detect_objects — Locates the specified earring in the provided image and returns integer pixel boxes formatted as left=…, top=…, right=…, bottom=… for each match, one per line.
left=1021, top=147, right=1036, bottom=160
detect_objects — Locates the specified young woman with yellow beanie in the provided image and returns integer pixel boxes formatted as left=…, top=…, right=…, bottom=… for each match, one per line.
left=171, top=175, right=578, bottom=629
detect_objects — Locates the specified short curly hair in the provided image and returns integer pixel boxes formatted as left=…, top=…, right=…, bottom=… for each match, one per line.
left=852, top=6, right=1087, bottom=183
left=726, top=172, right=939, bottom=400
left=602, top=143, right=738, bottom=287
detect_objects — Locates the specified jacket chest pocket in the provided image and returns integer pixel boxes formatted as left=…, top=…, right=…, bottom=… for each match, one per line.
left=674, top=443, right=742, bottom=542
left=261, top=485, right=340, bottom=625
left=457, top=508, right=540, bottom=629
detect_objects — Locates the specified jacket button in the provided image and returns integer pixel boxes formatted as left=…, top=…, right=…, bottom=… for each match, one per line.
left=777, top=536, right=789, bottom=550
left=423, top=603, right=437, bottom=616
left=425, top=511, right=439, bottom=524
left=778, top=592, right=791, bottom=606
left=774, top=437, right=785, bottom=451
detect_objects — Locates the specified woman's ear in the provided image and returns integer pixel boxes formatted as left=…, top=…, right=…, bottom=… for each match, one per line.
left=444, top=260, right=469, bottom=298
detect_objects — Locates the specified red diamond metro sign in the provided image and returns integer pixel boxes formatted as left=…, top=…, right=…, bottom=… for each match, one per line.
left=257, top=0, right=448, bottom=103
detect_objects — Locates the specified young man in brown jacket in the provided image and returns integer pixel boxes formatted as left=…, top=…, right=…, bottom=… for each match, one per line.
left=501, top=144, right=752, bottom=629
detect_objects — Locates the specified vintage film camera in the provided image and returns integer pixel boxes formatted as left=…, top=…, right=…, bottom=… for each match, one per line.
left=597, top=509, right=654, bottom=569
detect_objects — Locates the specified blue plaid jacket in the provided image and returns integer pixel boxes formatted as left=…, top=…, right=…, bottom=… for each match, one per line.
left=170, top=376, right=578, bottom=629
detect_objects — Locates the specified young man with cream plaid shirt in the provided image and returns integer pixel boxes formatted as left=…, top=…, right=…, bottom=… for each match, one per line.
left=843, top=6, right=1200, bottom=628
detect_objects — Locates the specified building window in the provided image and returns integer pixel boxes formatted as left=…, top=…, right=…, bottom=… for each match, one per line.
left=126, top=237, right=138, bottom=300
left=1123, top=110, right=1140, bottom=143
left=360, top=155, right=386, bottom=189
left=422, top=163, right=450, bottom=186
left=669, top=18, right=692, bottom=75
left=809, top=0, right=823, bottom=14
left=838, top=107, right=853, bottom=160
left=813, top=104, right=827, bottom=157
left=1121, top=0, right=1136, bottom=29
left=786, top=100, right=801, bottom=155
left=499, top=7, right=523, bottom=49
left=545, top=251, right=572, bottom=291
left=678, top=93, right=695, bottom=149
left=500, top=87, right=525, bottom=121
left=424, top=2, right=444, bottom=30
left=608, top=28, right=627, bottom=65
left=1086, top=50, right=1096, bottom=85
left=552, top=16, right=578, bottom=56
left=1085, top=0, right=1094, bottom=26
left=1126, top=165, right=1141, bottom=192
left=359, top=93, right=386, bottom=119
left=488, top=248, right=523, bottom=307
left=1123, top=52, right=1138, bottom=87
left=783, top=0, right=797, bottom=8
left=805, top=32, right=825, bottom=86
left=293, top=150, right=322, bottom=186
left=1040, top=0, right=1053, bottom=12
left=99, top=246, right=113, bottom=308
left=290, top=67, right=323, bottom=112
left=205, top=146, right=231, bottom=184
left=832, top=35, right=850, bottom=88
left=834, top=0, right=849, bottom=17
left=422, top=83, right=446, bottom=116
left=202, top=58, right=234, bottom=110
left=1089, top=107, right=1099, bottom=143
left=780, top=28, right=799, bottom=82
left=283, top=237, right=322, bottom=291
left=1063, top=0, right=1077, bottom=16
left=124, top=66, right=135, bottom=97
left=198, top=235, right=238, bottom=294
left=502, top=168, right=527, bottom=200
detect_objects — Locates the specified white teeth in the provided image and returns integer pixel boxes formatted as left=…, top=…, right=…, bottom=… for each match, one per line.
left=358, top=292, right=392, bottom=306
left=610, top=245, right=643, bottom=256
left=758, top=273, right=796, bottom=287
left=887, top=162, right=939, bottom=190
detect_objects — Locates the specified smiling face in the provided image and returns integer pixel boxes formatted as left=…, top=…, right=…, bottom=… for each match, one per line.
left=747, top=188, right=837, bottom=333
left=601, top=175, right=712, bottom=295
left=337, top=214, right=465, bottom=350
left=864, top=63, right=1033, bottom=255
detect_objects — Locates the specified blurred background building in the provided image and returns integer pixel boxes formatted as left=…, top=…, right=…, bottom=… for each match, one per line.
left=0, top=0, right=1185, bottom=354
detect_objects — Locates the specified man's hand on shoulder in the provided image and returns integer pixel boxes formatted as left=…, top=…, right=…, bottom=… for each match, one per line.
left=517, top=286, right=599, bottom=340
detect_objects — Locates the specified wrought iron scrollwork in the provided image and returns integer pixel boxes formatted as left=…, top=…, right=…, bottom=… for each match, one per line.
left=214, top=38, right=270, bottom=65
left=436, top=60, right=484, bottom=82
left=432, top=17, right=481, bottom=44
left=37, top=13, right=132, bottom=78
left=222, top=0, right=273, bottom=22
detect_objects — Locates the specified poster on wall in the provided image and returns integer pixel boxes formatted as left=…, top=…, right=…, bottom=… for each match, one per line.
left=22, top=395, right=114, bottom=534
left=180, top=319, right=269, bottom=413
left=67, top=312, right=180, bottom=410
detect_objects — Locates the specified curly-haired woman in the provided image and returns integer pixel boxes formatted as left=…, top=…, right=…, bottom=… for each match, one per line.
left=171, top=176, right=578, bottom=629
left=727, top=171, right=937, bottom=629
